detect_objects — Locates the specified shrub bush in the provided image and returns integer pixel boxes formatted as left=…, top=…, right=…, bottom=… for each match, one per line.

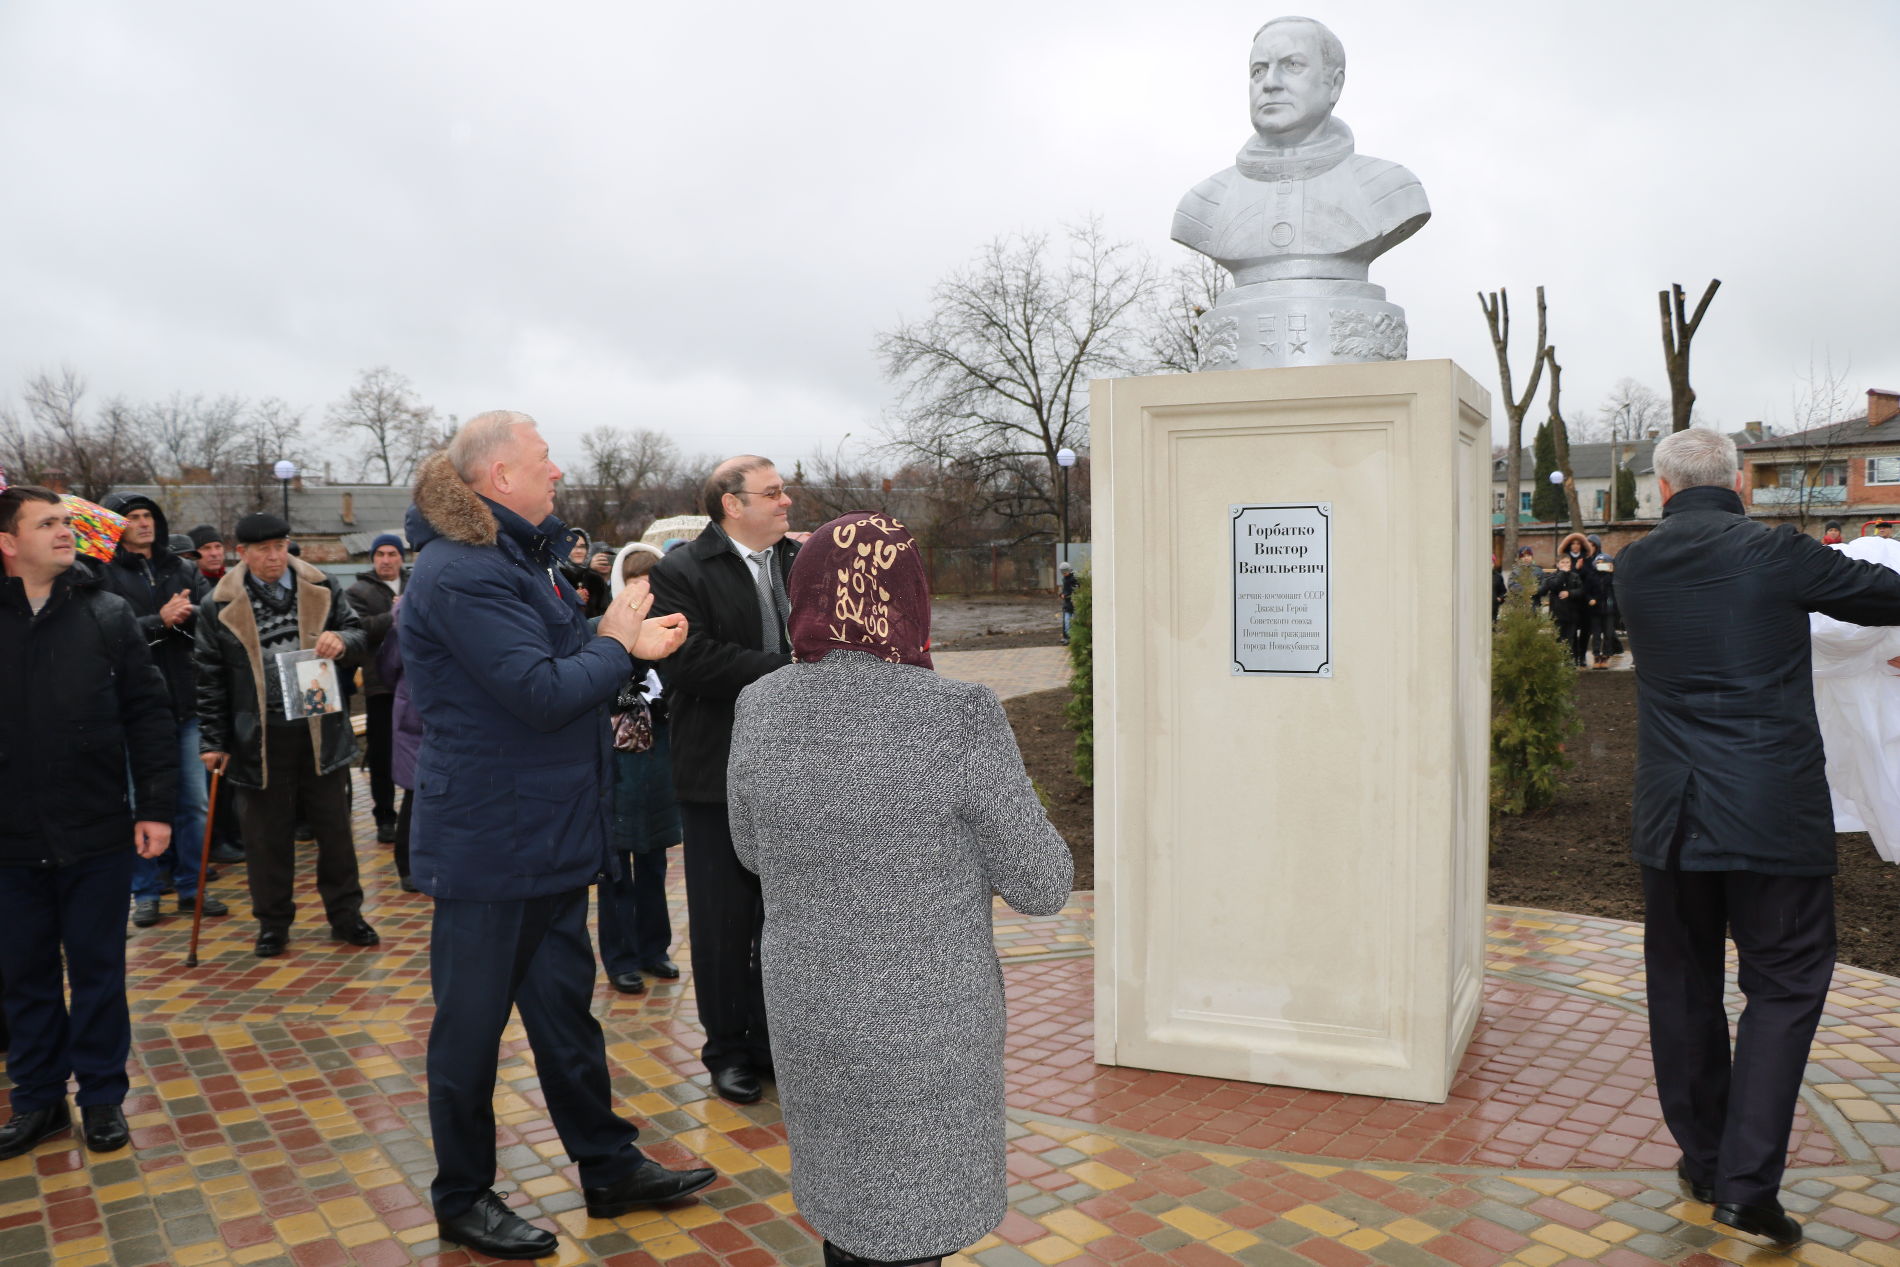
left=1491, top=567, right=1579, bottom=814
left=1065, top=572, right=1093, bottom=787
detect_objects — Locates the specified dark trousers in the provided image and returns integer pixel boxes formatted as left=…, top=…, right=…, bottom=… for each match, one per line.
left=237, top=725, right=363, bottom=932
left=1589, top=612, right=1618, bottom=660
left=1643, top=861, right=1834, bottom=1206
left=0, top=851, right=136, bottom=1111
left=364, top=694, right=395, bottom=821
left=597, top=847, right=672, bottom=975
left=427, top=887, right=644, bottom=1219
left=678, top=801, right=770, bottom=1073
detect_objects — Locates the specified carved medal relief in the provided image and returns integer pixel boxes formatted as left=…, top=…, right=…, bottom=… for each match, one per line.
left=1328, top=310, right=1407, bottom=361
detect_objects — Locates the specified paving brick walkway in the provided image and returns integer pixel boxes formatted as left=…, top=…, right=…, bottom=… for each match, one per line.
left=933, top=646, right=1072, bottom=700
left=10, top=809, right=1900, bottom=1267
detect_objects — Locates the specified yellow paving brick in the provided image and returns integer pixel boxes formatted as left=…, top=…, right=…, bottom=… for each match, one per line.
left=671, top=1203, right=721, bottom=1230
left=1592, top=1221, right=1637, bottom=1244
left=59, top=1252, right=109, bottom=1267
left=41, top=1171, right=89, bottom=1195
left=1852, top=1242, right=1900, bottom=1267
left=52, top=1236, right=107, bottom=1259
left=172, top=1246, right=232, bottom=1267
left=1211, top=1230, right=1261, bottom=1253
left=1513, top=1246, right=1565, bottom=1267
left=521, top=1174, right=571, bottom=1198
left=338, top=1224, right=388, bottom=1249
left=1793, top=1244, right=1861, bottom=1267
left=92, top=1179, right=145, bottom=1205
left=1530, top=1224, right=1609, bottom=1258
left=1837, top=1099, right=1892, bottom=1123
left=1284, top=1204, right=1359, bottom=1237
left=1558, top=1186, right=1614, bottom=1211
left=1516, top=1178, right=1571, bottom=1195
left=1283, top=1161, right=1341, bottom=1177
left=1835, top=1189, right=1893, bottom=1215
left=1382, top=1218, right=1440, bottom=1244
left=1367, top=1169, right=1411, bottom=1182
left=276, top=1212, right=329, bottom=1245
left=1039, top=1210, right=1111, bottom=1244
left=318, top=1195, right=377, bottom=1228
left=1340, top=1229, right=1389, bottom=1251
left=767, top=1192, right=800, bottom=1213
left=1160, top=1207, right=1234, bottom=1240
left=1069, top=1134, right=1114, bottom=1156
left=1838, top=1175, right=1876, bottom=1191
left=1066, top=1160, right=1134, bottom=1190
left=209, top=1190, right=262, bottom=1220
left=1023, top=1236, right=1082, bottom=1265
left=1671, top=1200, right=1715, bottom=1225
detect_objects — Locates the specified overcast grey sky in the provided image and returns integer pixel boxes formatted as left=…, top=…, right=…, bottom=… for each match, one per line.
left=5, top=0, right=1898, bottom=474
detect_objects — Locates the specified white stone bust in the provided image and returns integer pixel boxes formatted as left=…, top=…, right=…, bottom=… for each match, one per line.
left=1173, top=17, right=1429, bottom=368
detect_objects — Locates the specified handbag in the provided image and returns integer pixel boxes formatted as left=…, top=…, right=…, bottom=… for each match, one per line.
left=610, top=677, right=654, bottom=753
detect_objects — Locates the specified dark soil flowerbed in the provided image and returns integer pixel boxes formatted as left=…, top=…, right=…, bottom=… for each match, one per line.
left=1003, top=688, right=1093, bottom=890
left=1491, top=670, right=1900, bottom=976
left=1006, top=672, right=1900, bottom=976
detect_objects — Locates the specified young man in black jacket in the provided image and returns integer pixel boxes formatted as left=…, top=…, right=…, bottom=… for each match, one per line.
left=1618, top=428, right=1900, bottom=1247
left=195, top=513, right=376, bottom=959
left=98, top=492, right=229, bottom=926
left=648, top=455, right=799, bottom=1104
left=0, top=485, right=176, bottom=1160
left=344, top=533, right=410, bottom=844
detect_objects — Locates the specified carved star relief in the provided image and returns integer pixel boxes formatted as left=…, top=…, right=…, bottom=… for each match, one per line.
left=1289, top=338, right=1307, bottom=356
left=1259, top=342, right=1279, bottom=356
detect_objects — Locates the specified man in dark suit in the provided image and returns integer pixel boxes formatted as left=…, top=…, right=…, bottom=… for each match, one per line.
left=1616, top=427, right=1900, bottom=1247
left=649, top=454, right=799, bottom=1104
left=402, top=412, right=713, bottom=1261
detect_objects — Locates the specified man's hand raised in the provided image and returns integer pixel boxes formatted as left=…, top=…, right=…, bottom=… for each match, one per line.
left=160, top=590, right=193, bottom=627
left=600, top=577, right=688, bottom=661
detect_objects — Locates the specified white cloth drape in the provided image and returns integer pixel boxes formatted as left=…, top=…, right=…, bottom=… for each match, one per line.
left=1810, top=536, right=1900, bottom=861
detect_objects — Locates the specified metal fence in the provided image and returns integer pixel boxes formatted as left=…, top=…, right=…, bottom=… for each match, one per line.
left=922, top=544, right=1069, bottom=594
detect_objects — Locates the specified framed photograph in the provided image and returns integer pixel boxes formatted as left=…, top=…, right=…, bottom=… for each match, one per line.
left=277, top=649, right=343, bottom=719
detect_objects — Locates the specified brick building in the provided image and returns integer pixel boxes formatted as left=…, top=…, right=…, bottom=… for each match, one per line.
left=1738, top=388, right=1900, bottom=533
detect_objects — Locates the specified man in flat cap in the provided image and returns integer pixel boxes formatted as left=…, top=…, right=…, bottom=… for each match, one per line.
left=194, top=512, right=376, bottom=958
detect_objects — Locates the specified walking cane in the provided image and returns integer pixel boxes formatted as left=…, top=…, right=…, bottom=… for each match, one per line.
left=185, top=766, right=222, bottom=968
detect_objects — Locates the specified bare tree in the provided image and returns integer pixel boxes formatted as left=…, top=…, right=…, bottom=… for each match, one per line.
left=562, top=425, right=682, bottom=538
left=1478, top=286, right=1550, bottom=566
left=141, top=392, right=248, bottom=480
left=0, top=369, right=154, bottom=499
left=1764, top=352, right=1857, bottom=534
left=877, top=219, right=1154, bottom=542
left=1541, top=348, right=1584, bottom=528
left=325, top=366, right=438, bottom=485
left=1660, top=280, right=1721, bottom=433
left=1141, top=251, right=1229, bottom=374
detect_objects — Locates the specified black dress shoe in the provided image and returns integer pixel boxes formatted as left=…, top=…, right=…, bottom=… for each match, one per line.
left=610, top=971, right=647, bottom=995
left=399, top=875, right=419, bottom=893
left=642, top=958, right=680, bottom=979
left=710, top=1066, right=763, bottom=1104
left=211, top=842, right=246, bottom=865
left=178, top=895, right=229, bottom=917
left=1713, top=1199, right=1802, bottom=1247
left=437, top=1190, right=558, bottom=1260
left=1677, top=1160, right=1714, bottom=1204
left=80, top=1105, right=129, bottom=1153
left=0, top=1103, right=71, bottom=1161
left=330, top=918, right=380, bottom=947
left=582, top=1159, right=717, bottom=1218
left=255, top=928, right=289, bottom=958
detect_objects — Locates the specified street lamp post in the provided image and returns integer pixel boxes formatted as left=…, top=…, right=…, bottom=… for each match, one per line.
left=1549, top=469, right=1567, bottom=562
left=1056, top=447, right=1077, bottom=569
left=273, top=460, right=298, bottom=527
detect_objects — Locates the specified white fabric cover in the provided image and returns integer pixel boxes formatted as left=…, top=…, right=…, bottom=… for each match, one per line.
left=1810, top=536, right=1900, bottom=860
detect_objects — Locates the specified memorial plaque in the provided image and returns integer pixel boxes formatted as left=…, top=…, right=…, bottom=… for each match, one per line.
left=1231, top=502, right=1331, bottom=676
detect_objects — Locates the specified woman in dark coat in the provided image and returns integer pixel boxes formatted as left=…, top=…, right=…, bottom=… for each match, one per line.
left=727, top=512, right=1073, bottom=1266
left=594, top=543, right=682, bottom=994
left=1540, top=556, right=1587, bottom=666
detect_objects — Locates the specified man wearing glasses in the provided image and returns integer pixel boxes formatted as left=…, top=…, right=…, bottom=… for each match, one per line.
left=649, top=456, right=798, bottom=1104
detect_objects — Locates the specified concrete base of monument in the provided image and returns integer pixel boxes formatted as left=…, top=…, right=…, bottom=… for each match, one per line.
left=1088, top=359, right=1493, bottom=1103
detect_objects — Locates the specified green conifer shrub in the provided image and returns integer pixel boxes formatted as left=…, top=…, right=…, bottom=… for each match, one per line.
left=1490, top=567, right=1578, bottom=814
left=1065, top=572, right=1093, bottom=787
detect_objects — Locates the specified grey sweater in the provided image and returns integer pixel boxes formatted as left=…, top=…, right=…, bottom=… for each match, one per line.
left=729, top=651, right=1072, bottom=1259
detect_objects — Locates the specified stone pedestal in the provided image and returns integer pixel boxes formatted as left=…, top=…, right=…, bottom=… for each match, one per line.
left=1089, top=359, right=1492, bottom=1102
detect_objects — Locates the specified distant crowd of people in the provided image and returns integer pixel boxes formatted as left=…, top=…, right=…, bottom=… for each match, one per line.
left=0, top=413, right=1069, bottom=1266
left=1494, top=532, right=1625, bottom=667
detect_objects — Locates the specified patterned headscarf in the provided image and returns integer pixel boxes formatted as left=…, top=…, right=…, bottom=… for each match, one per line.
left=787, top=512, right=933, bottom=669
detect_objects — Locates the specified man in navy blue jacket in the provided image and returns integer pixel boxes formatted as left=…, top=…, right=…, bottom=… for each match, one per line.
left=401, top=411, right=714, bottom=1261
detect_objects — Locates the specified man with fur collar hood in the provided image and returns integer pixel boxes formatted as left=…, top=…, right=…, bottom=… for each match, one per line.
left=194, top=512, right=375, bottom=960
left=399, top=411, right=714, bottom=1261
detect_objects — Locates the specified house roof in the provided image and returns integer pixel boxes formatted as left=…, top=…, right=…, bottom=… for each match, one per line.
left=1492, top=439, right=1658, bottom=481
left=1738, top=412, right=1900, bottom=452
left=106, top=483, right=413, bottom=549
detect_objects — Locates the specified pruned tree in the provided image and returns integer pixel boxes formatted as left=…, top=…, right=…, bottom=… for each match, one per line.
left=1659, top=280, right=1720, bottom=433
left=1478, top=286, right=1549, bottom=566
left=325, top=366, right=439, bottom=485
left=1542, top=347, right=1583, bottom=528
left=877, top=219, right=1155, bottom=543
left=1141, top=250, right=1229, bottom=374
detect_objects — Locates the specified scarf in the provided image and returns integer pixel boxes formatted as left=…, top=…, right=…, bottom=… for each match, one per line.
left=787, top=512, right=933, bottom=670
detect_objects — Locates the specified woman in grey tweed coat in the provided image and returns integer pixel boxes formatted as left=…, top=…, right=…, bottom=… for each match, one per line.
left=728, top=512, right=1072, bottom=1266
